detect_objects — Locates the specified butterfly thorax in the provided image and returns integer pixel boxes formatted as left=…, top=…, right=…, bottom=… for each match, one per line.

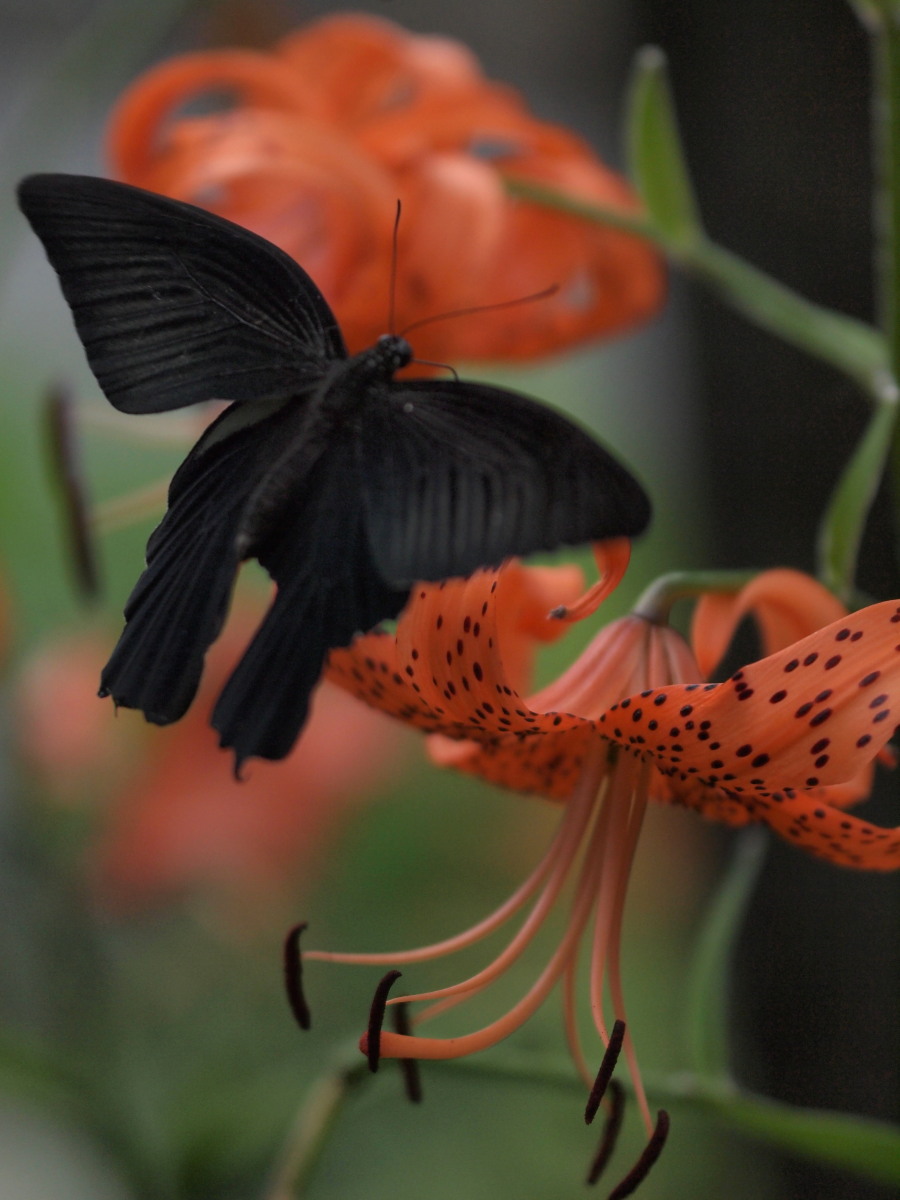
left=343, top=334, right=413, bottom=386
left=234, top=335, right=414, bottom=559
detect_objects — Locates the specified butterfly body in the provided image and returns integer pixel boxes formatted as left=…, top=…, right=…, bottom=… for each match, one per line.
left=19, top=173, right=651, bottom=767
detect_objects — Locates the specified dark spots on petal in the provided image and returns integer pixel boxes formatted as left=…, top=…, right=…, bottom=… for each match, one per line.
left=811, top=737, right=830, bottom=753
left=785, top=659, right=800, bottom=673
left=870, top=693, right=889, bottom=709
left=859, top=671, right=881, bottom=687
left=737, top=688, right=755, bottom=701
left=806, top=777, right=819, bottom=787
left=769, top=689, right=787, bottom=704
left=873, top=709, right=891, bottom=723
left=850, top=630, right=863, bottom=641
left=436, top=615, right=443, bottom=630
left=472, top=661, right=483, bottom=682
left=648, top=719, right=658, bottom=731
left=710, top=759, right=724, bottom=769
left=795, top=702, right=813, bottom=718
left=751, top=753, right=770, bottom=768
left=621, top=698, right=632, bottom=709
left=654, top=694, right=667, bottom=707
left=735, top=745, right=753, bottom=758
left=814, top=754, right=829, bottom=768
left=632, top=708, right=643, bottom=722
left=803, top=652, right=819, bottom=666
left=814, top=689, right=832, bottom=703
left=824, top=655, right=841, bottom=670
left=679, top=704, right=693, bottom=717
left=810, top=708, right=832, bottom=727
left=472, top=621, right=481, bottom=637
left=835, top=628, right=851, bottom=642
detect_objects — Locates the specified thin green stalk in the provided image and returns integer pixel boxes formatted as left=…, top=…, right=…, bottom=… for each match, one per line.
left=504, top=177, right=892, bottom=405
left=867, top=10, right=900, bottom=551
left=263, top=1053, right=370, bottom=1200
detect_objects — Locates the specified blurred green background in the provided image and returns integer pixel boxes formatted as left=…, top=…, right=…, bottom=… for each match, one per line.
left=0, top=2, right=896, bottom=1199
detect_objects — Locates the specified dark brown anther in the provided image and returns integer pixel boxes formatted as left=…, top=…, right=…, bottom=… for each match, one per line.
left=605, top=1110, right=670, bottom=1200
left=585, top=1019, right=626, bottom=1124
left=283, top=922, right=311, bottom=1030
left=46, top=384, right=100, bottom=599
left=367, top=969, right=402, bottom=1073
left=585, top=1080, right=625, bottom=1186
left=391, top=1000, right=423, bottom=1103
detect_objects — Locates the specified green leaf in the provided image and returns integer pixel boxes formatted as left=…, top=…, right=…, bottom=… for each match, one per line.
left=818, top=399, right=898, bottom=601
left=625, top=46, right=703, bottom=250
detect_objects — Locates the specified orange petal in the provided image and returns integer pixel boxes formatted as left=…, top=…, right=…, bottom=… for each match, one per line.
left=277, top=14, right=485, bottom=126
left=107, top=51, right=321, bottom=182
left=692, top=569, right=848, bottom=678
left=597, top=600, right=900, bottom=863
left=327, top=558, right=587, bottom=737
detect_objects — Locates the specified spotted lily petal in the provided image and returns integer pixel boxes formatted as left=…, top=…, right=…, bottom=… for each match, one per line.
left=599, top=601, right=900, bottom=867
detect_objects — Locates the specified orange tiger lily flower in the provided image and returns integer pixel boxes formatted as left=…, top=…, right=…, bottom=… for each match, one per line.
left=106, top=12, right=664, bottom=363
left=320, top=550, right=900, bottom=1174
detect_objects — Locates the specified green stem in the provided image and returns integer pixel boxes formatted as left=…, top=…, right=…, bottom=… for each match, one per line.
left=868, top=12, right=900, bottom=542
left=632, top=567, right=756, bottom=623
left=435, top=1053, right=900, bottom=1187
left=504, top=177, right=892, bottom=404
left=684, top=829, right=768, bottom=1079
left=262, top=1053, right=370, bottom=1200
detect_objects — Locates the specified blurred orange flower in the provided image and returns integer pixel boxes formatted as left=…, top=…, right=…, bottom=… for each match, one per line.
left=17, top=602, right=410, bottom=920
left=107, top=12, right=664, bottom=363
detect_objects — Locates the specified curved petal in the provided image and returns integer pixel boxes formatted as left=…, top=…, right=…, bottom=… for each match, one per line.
left=597, top=600, right=900, bottom=863
left=107, top=51, right=320, bottom=181
left=277, top=14, right=485, bottom=126
left=692, top=569, right=848, bottom=678
left=327, top=557, right=587, bottom=736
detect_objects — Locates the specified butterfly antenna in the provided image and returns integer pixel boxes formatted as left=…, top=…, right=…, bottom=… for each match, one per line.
left=410, top=357, right=460, bottom=381
left=388, top=199, right=402, bottom=334
left=398, top=283, right=559, bottom=340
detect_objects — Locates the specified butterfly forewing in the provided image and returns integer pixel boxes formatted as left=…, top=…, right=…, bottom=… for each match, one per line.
left=17, top=174, right=347, bottom=413
left=360, top=380, right=651, bottom=585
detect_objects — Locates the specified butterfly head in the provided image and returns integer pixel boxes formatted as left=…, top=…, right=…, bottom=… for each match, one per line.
left=373, top=333, right=413, bottom=376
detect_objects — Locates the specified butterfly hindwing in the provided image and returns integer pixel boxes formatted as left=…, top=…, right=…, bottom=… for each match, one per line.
left=211, top=434, right=408, bottom=765
left=17, top=174, right=347, bottom=414
left=99, top=403, right=311, bottom=722
left=359, top=379, right=651, bottom=585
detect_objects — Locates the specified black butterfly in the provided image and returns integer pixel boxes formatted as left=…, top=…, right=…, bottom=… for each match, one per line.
left=18, top=173, right=651, bottom=768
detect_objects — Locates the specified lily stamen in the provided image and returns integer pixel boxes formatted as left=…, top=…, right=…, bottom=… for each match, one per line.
left=606, top=1109, right=670, bottom=1200
left=367, top=970, right=402, bottom=1072
left=391, top=1001, right=424, bottom=1104
left=586, top=1079, right=626, bottom=1186
left=283, top=922, right=311, bottom=1030
left=585, top=1019, right=626, bottom=1124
